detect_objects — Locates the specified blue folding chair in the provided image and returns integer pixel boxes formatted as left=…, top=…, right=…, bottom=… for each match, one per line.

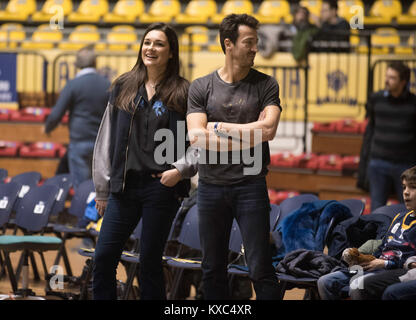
left=0, top=182, right=21, bottom=278
left=0, top=184, right=61, bottom=299
left=0, top=182, right=21, bottom=232
left=43, top=174, right=73, bottom=217
left=53, top=179, right=96, bottom=277
left=10, top=171, right=42, bottom=213
left=164, top=204, right=202, bottom=300
left=279, top=194, right=320, bottom=219
left=119, top=220, right=143, bottom=299
left=371, top=203, right=407, bottom=219
left=76, top=219, right=143, bottom=300
left=0, top=168, right=7, bottom=183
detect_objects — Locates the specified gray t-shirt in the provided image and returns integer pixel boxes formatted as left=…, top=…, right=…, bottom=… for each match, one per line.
left=187, top=68, right=281, bottom=185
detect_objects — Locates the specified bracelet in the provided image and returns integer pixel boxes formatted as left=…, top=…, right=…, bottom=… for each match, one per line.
left=213, top=122, right=231, bottom=140
left=214, top=122, right=219, bottom=135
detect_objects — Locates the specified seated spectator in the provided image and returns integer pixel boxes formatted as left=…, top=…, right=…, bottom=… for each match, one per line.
left=317, top=165, right=416, bottom=300
left=312, top=0, right=350, bottom=52
left=289, top=5, right=319, bottom=62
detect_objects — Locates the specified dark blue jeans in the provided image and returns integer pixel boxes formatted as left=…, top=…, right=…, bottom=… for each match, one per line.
left=92, top=177, right=179, bottom=300
left=382, top=280, right=416, bottom=300
left=368, top=158, right=413, bottom=211
left=197, top=177, right=280, bottom=300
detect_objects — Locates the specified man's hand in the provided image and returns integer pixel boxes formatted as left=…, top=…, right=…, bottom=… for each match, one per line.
left=361, top=258, right=386, bottom=271
left=95, top=199, right=108, bottom=217
left=409, top=262, right=416, bottom=269
left=152, top=168, right=182, bottom=187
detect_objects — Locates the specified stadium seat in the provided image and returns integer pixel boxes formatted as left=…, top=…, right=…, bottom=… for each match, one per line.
left=254, top=0, right=292, bottom=24
left=180, top=26, right=209, bottom=52
left=0, top=23, right=25, bottom=49
left=103, top=0, right=144, bottom=23
left=21, top=24, right=63, bottom=50
left=139, top=0, right=181, bottom=24
left=349, top=28, right=362, bottom=51
left=175, top=0, right=217, bottom=24
left=395, top=34, right=415, bottom=55
left=371, top=27, right=401, bottom=54
left=32, top=0, right=73, bottom=22
left=0, top=0, right=36, bottom=22
left=397, top=0, right=416, bottom=25
left=67, top=0, right=109, bottom=23
left=58, top=24, right=105, bottom=51
left=338, top=0, right=364, bottom=22
left=211, top=0, right=254, bottom=24
left=299, top=0, right=322, bottom=21
left=365, top=0, right=402, bottom=25
left=208, top=33, right=222, bottom=52
left=107, top=25, right=137, bottom=51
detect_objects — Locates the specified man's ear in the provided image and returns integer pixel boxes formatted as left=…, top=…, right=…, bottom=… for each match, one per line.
left=224, top=38, right=232, bottom=52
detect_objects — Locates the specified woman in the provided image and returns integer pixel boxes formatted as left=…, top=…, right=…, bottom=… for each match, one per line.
left=92, top=23, right=197, bottom=300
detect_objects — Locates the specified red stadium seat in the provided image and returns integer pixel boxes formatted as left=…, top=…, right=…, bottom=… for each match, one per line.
left=0, top=141, right=21, bottom=157
left=270, top=152, right=319, bottom=171
left=270, top=152, right=298, bottom=168
left=9, top=107, right=51, bottom=122
left=0, top=109, right=11, bottom=121
left=312, top=121, right=337, bottom=133
left=334, top=119, right=361, bottom=134
left=19, top=142, right=63, bottom=158
left=317, top=154, right=343, bottom=172
left=342, top=155, right=360, bottom=171
left=296, top=153, right=319, bottom=171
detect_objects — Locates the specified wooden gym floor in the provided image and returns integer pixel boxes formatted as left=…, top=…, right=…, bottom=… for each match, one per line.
left=0, top=235, right=305, bottom=300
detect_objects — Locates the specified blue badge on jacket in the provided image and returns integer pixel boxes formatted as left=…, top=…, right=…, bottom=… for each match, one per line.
left=153, top=100, right=166, bottom=117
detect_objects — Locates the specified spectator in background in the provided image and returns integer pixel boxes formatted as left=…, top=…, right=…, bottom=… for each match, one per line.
left=44, top=45, right=111, bottom=187
left=358, top=62, right=416, bottom=211
left=312, top=0, right=350, bottom=52
left=318, top=165, right=416, bottom=300
left=289, top=5, right=318, bottom=63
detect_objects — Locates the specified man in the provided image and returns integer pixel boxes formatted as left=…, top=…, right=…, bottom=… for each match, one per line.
left=186, top=14, right=282, bottom=300
left=312, top=0, right=350, bottom=52
left=289, top=5, right=319, bottom=62
left=45, top=45, right=110, bottom=187
left=358, top=62, right=416, bottom=211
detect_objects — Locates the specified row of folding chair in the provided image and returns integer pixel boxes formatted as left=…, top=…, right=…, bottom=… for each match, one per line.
left=67, top=188, right=407, bottom=300
left=0, top=170, right=98, bottom=298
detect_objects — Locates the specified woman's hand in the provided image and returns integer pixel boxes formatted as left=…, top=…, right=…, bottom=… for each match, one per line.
left=153, top=168, right=182, bottom=187
left=95, top=199, right=108, bottom=217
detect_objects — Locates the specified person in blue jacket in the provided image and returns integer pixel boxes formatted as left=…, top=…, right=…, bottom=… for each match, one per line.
left=92, top=23, right=197, bottom=300
left=44, top=44, right=111, bottom=187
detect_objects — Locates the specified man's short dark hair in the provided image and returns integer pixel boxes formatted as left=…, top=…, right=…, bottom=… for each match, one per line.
left=401, top=166, right=416, bottom=187
left=219, top=13, right=259, bottom=54
left=388, top=61, right=411, bottom=85
left=75, top=44, right=96, bottom=69
left=323, top=0, right=338, bottom=10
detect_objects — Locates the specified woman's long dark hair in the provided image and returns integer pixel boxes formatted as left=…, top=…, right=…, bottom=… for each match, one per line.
left=110, top=23, right=189, bottom=115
